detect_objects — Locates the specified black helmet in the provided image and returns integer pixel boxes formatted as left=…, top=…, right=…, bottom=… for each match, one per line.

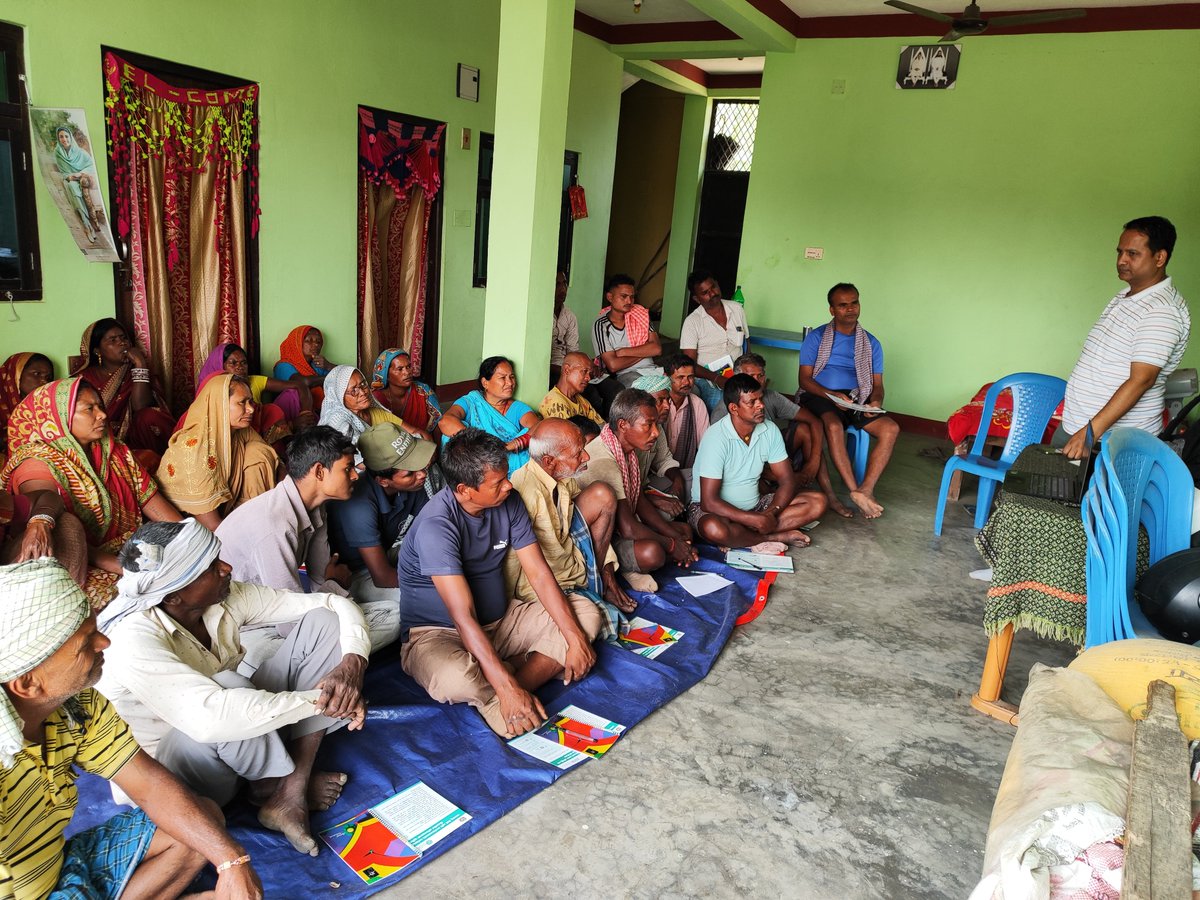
left=1134, top=548, right=1200, bottom=644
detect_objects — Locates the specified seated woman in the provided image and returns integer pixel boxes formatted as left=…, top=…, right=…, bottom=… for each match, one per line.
left=319, top=365, right=432, bottom=449
left=440, top=356, right=540, bottom=475
left=370, top=348, right=440, bottom=439
left=2, top=378, right=182, bottom=608
left=196, top=342, right=314, bottom=444
left=74, top=318, right=176, bottom=457
left=0, top=352, right=54, bottom=465
left=273, top=325, right=333, bottom=411
left=157, top=374, right=279, bottom=531
left=0, top=487, right=89, bottom=587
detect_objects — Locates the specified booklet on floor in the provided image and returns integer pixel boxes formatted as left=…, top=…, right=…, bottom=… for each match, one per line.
left=318, top=781, right=472, bottom=884
left=508, top=704, right=626, bottom=769
left=726, top=549, right=794, bottom=573
left=619, top=616, right=685, bottom=658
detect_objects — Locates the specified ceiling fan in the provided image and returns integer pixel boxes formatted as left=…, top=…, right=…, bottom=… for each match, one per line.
left=883, top=0, right=1085, bottom=41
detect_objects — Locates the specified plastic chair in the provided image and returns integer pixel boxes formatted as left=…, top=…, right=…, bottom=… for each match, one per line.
left=1081, top=427, right=1193, bottom=648
left=933, top=372, right=1066, bottom=534
left=846, top=425, right=869, bottom=484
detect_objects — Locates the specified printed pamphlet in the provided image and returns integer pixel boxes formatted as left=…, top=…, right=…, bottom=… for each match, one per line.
left=726, top=549, right=794, bottom=573
left=319, top=781, right=471, bottom=884
left=619, top=616, right=685, bottom=658
left=825, top=392, right=887, bottom=415
left=508, top=704, right=626, bottom=769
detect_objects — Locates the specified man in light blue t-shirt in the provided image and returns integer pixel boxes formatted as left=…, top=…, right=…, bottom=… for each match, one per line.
left=796, top=283, right=900, bottom=519
left=689, top=375, right=826, bottom=549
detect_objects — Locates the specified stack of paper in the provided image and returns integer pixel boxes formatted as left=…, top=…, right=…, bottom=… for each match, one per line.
left=726, top=549, right=794, bottom=573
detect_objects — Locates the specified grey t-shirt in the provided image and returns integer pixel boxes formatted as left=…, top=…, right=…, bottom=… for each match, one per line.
left=397, top=487, right=537, bottom=639
left=712, top=388, right=801, bottom=426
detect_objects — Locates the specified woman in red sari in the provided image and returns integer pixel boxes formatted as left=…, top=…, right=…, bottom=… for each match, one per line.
left=2, top=377, right=182, bottom=608
left=0, top=352, right=54, bottom=465
left=74, top=318, right=176, bottom=457
left=370, top=348, right=440, bottom=439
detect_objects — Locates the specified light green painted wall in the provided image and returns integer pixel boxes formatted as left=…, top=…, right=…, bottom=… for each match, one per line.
left=1, top=1, right=623, bottom=391
left=739, top=31, right=1200, bottom=421
left=661, top=94, right=709, bottom=338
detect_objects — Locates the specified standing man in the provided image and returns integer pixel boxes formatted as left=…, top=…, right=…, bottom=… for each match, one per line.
left=796, top=283, right=899, bottom=519
left=397, top=429, right=601, bottom=737
left=550, top=271, right=580, bottom=387
left=0, top=558, right=263, bottom=899
left=1058, top=216, right=1189, bottom=459
left=587, top=274, right=662, bottom=417
left=691, top=375, right=827, bottom=548
left=679, top=269, right=749, bottom=410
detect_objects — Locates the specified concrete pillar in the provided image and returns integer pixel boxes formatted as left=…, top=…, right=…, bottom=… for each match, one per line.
left=482, top=0, right=574, bottom=406
left=660, top=95, right=710, bottom=337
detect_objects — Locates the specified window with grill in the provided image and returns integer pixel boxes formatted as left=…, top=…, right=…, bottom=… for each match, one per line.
left=706, top=100, right=759, bottom=173
left=0, top=23, right=41, bottom=300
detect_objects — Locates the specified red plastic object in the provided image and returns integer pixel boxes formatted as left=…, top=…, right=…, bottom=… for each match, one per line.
left=735, top=571, right=777, bottom=626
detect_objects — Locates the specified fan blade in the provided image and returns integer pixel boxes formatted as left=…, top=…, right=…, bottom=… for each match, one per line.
left=940, top=28, right=965, bottom=40
left=885, top=0, right=955, bottom=23
left=987, top=8, right=1085, bottom=27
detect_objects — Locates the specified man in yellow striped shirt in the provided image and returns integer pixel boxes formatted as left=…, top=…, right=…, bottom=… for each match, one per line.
left=0, top=558, right=260, bottom=900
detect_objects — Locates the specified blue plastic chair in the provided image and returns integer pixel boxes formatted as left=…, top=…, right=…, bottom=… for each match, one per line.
left=1081, top=427, right=1193, bottom=648
left=933, top=373, right=1066, bottom=534
left=846, top=425, right=869, bottom=484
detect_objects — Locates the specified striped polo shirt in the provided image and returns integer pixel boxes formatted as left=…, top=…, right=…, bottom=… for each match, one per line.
left=1061, top=277, right=1190, bottom=435
left=0, top=689, right=140, bottom=899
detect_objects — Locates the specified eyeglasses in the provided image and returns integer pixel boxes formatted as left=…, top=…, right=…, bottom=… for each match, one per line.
left=346, top=382, right=370, bottom=396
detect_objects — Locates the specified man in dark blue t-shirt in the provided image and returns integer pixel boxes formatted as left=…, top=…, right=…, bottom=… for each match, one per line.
left=327, top=423, right=436, bottom=651
left=397, top=428, right=602, bottom=737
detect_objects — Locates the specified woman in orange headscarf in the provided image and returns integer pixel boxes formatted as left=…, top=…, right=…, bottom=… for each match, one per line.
left=2, top=378, right=182, bottom=608
left=273, top=325, right=333, bottom=410
left=0, top=352, right=54, bottom=465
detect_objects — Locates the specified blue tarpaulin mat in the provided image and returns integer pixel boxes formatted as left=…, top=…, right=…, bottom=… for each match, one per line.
left=68, top=548, right=756, bottom=895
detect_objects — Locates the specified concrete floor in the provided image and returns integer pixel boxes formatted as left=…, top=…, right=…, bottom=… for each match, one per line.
left=381, top=433, right=1077, bottom=899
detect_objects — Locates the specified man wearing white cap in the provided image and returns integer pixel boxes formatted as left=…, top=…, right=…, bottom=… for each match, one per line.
left=95, top=519, right=371, bottom=858
left=0, top=557, right=262, bottom=899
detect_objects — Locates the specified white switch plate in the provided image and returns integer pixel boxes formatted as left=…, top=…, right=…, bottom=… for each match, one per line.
left=804, top=247, right=824, bottom=260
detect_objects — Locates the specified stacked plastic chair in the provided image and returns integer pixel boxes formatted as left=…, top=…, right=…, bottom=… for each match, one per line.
left=846, top=425, right=869, bottom=484
left=1081, top=427, right=1193, bottom=648
left=933, top=372, right=1066, bottom=534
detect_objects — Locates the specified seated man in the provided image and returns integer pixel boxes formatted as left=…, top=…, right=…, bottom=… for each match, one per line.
left=504, top=418, right=635, bottom=618
left=327, top=423, right=436, bottom=651
left=576, top=389, right=697, bottom=593
left=714, top=354, right=850, bottom=518
left=0, top=558, right=262, bottom=899
left=549, top=270, right=579, bottom=386
left=586, top=274, right=662, bottom=417
left=397, top=428, right=602, bottom=737
left=796, top=283, right=899, bottom=519
left=216, top=426, right=391, bottom=653
left=97, top=519, right=370, bottom=858
left=661, top=354, right=709, bottom=499
left=679, top=269, right=748, bottom=410
left=540, top=351, right=604, bottom=426
left=692, top=375, right=827, bottom=548
left=630, top=373, right=689, bottom=511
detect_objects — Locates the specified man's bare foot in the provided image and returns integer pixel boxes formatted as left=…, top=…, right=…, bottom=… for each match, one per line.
left=768, top=530, right=811, bottom=547
left=624, top=572, right=658, bottom=593
left=826, top=494, right=854, bottom=518
left=603, top=575, right=637, bottom=613
left=850, top=490, right=883, bottom=519
left=308, top=771, right=348, bottom=811
left=258, top=796, right=318, bottom=856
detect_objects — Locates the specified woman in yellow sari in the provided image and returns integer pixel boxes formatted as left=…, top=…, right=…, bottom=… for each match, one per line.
left=156, top=374, right=279, bottom=531
left=2, top=378, right=182, bottom=608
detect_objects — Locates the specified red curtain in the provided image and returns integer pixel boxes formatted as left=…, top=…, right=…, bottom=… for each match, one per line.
left=104, top=51, right=259, bottom=412
left=356, top=108, right=444, bottom=377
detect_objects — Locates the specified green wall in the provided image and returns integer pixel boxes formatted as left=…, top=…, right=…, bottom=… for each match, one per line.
left=1, top=2, right=622, bottom=388
left=738, top=31, right=1200, bottom=421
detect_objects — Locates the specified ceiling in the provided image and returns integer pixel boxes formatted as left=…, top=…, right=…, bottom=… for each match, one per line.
left=682, top=55, right=767, bottom=74
left=576, top=0, right=714, bottom=25
left=580, top=0, right=1197, bottom=21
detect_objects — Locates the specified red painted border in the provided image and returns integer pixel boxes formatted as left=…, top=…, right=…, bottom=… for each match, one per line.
left=654, top=58, right=710, bottom=86
left=746, top=0, right=804, bottom=32
left=892, top=412, right=949, bottom=440
left=574, top=11, right=613, bottom=42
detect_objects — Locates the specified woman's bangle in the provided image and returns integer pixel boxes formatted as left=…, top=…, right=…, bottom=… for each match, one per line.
left=131, top=367, right=151, bottom=384
left=28, top=513, right=56, bottom=529
left=215, top=854, right=251, bottom=873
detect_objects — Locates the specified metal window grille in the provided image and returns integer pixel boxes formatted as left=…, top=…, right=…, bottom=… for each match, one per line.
left=706, top=100, right=759, bottom=173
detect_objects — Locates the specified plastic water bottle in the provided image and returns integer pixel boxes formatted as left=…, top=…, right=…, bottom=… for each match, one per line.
left=731, top=285, right=745, bottom=305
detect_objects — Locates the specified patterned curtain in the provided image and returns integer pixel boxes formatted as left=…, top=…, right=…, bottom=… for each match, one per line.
left=357, top=107, right=444, bottom=377
left=104, top=51, right=259, bottom=413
